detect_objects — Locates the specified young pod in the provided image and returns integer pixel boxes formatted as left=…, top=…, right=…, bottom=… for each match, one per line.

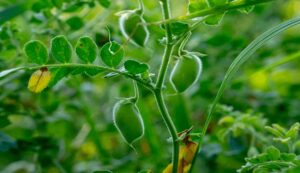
left=118, top=10, right=149, bottom=47
left=170, top=54, right=202, bottom=93
left=113, top=100, right=144, bottom=146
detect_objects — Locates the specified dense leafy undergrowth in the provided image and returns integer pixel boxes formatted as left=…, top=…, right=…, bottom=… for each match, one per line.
left=1, top=0, right=300, bottom=172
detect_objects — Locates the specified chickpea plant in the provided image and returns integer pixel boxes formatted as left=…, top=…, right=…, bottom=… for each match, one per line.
left=1, top=0, right=300, bottom=172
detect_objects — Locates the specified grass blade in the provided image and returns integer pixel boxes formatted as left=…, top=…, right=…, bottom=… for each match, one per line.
left=190, top=16, right=300, bottom=173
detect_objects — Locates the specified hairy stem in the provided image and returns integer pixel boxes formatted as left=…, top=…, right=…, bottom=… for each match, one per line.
left=156, top=0, right=174, bottom=89
left=155, top=0, right=179, bottom=172
left=24, top=63, right=154, bottom=90
left=149, top=0, right=275, bottom=25
left=154, top=90, right=179, bottom=173
left=181, top=0, right=275, bottom=20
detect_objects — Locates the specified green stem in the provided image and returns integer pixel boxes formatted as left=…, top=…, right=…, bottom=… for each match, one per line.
left=156, top=43, right=174, bottom=89
left=154, top=90, right=179, bottom=173
left=181, top=0, right=275, bottom=21
left=155, top=0, right=179, bottom=172
left=130, top=81, right=140, bottom=103
left=25, top=63, right=154, bottom=90
left=149, top=0, right=275, bottom=25
left=156, top=0, right=174, bottom=89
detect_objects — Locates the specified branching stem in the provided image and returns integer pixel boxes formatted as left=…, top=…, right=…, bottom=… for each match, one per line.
left=155, top=0, right=179, bottom=173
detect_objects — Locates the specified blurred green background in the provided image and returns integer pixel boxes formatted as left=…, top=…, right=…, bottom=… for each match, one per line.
left=0, top=0, right=300, bottom=172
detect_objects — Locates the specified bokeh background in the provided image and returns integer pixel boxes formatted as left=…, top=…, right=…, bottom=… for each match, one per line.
left=0, top=0, right=300, bottom=172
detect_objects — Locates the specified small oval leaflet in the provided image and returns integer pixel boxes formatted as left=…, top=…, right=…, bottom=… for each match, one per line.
left=28, top=68, right=52, bottom=93
left=51, top=35, right=72, bottom=63
left=113, top=100, right=144, bottom=146
left=100, top=41, right=124, bottom=68
left=170, top=53, right=202, bottom=93
left=24, top=40, right=48, bottom=65
left=75, top=36, right=98, bottom=63
left=124, top=60, right=149, bottom=75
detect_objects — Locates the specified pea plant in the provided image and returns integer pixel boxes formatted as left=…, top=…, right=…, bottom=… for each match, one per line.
left=1, top=0, right=300, bottom=172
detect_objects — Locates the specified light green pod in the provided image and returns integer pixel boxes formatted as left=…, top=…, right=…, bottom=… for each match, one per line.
left=170, top=54, right=202, bottom=93
left=119, top=10, right=149, bottom=47
left=113, top=100, right=144, bottom=146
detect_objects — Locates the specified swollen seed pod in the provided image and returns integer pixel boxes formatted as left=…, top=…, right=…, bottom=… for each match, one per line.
left=28, top=67, right=51, bottom=93
left=119, top=10, right=149, bottom=47
left=170, top=54, right=202, bottom=93
left=113, top=100, right=144, bottom=146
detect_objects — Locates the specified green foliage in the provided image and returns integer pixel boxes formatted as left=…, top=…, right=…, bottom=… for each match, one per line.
left=188, top=0, right=227, bottom=25
left=1, top=0, right=299, bottom=172
left=215, top=106, right=300, bottom=173
left=124, top=60, right=149, bottom=75
left=100, top=41, right=124, bottom=68
left=66, top=16, right=84, bottom=30
left=217, top=105, right=267, bottom=141
left=24, top=40, right=48, bottom=65
left=75, top=36, right=98, bottom=63
left=50, top=35, right=72, bottom=63
left=97, top=0, right=111, bottom=8
left=238, top=146, right=297, bottom=173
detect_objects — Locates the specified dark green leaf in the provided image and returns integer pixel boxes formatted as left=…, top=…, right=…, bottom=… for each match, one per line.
left=63, top=2, right=84, bottom=12
left=51, top=0, right=64, bottom=8
left=97, top=0, right=111, bottom=8
left=100, top=41, right=124, bottom=68
left=75, top=36, right=97, bottom=63
left=24, top=40, right=48, bottom=65
left=66, top=16, right=84, bottom=30
left=280, top=153, right=296, bottom=161
left=266, top=146, right=280, bottom=160
left=51, top=35, right=72, bottom=63
left=124, top=60, right=149, bottom=74
left=32, top=1, right=53, bottom=12
left=0, top=116, right=10, bottom=128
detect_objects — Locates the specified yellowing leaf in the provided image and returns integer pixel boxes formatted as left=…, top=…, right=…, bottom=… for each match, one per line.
left=163, top=140, right=198, bottom=173
left=181, top=141, right=198, bottom=163
left=163, top=163, right=173, bottom=173
left=28, top=68, right=51, bottom=93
